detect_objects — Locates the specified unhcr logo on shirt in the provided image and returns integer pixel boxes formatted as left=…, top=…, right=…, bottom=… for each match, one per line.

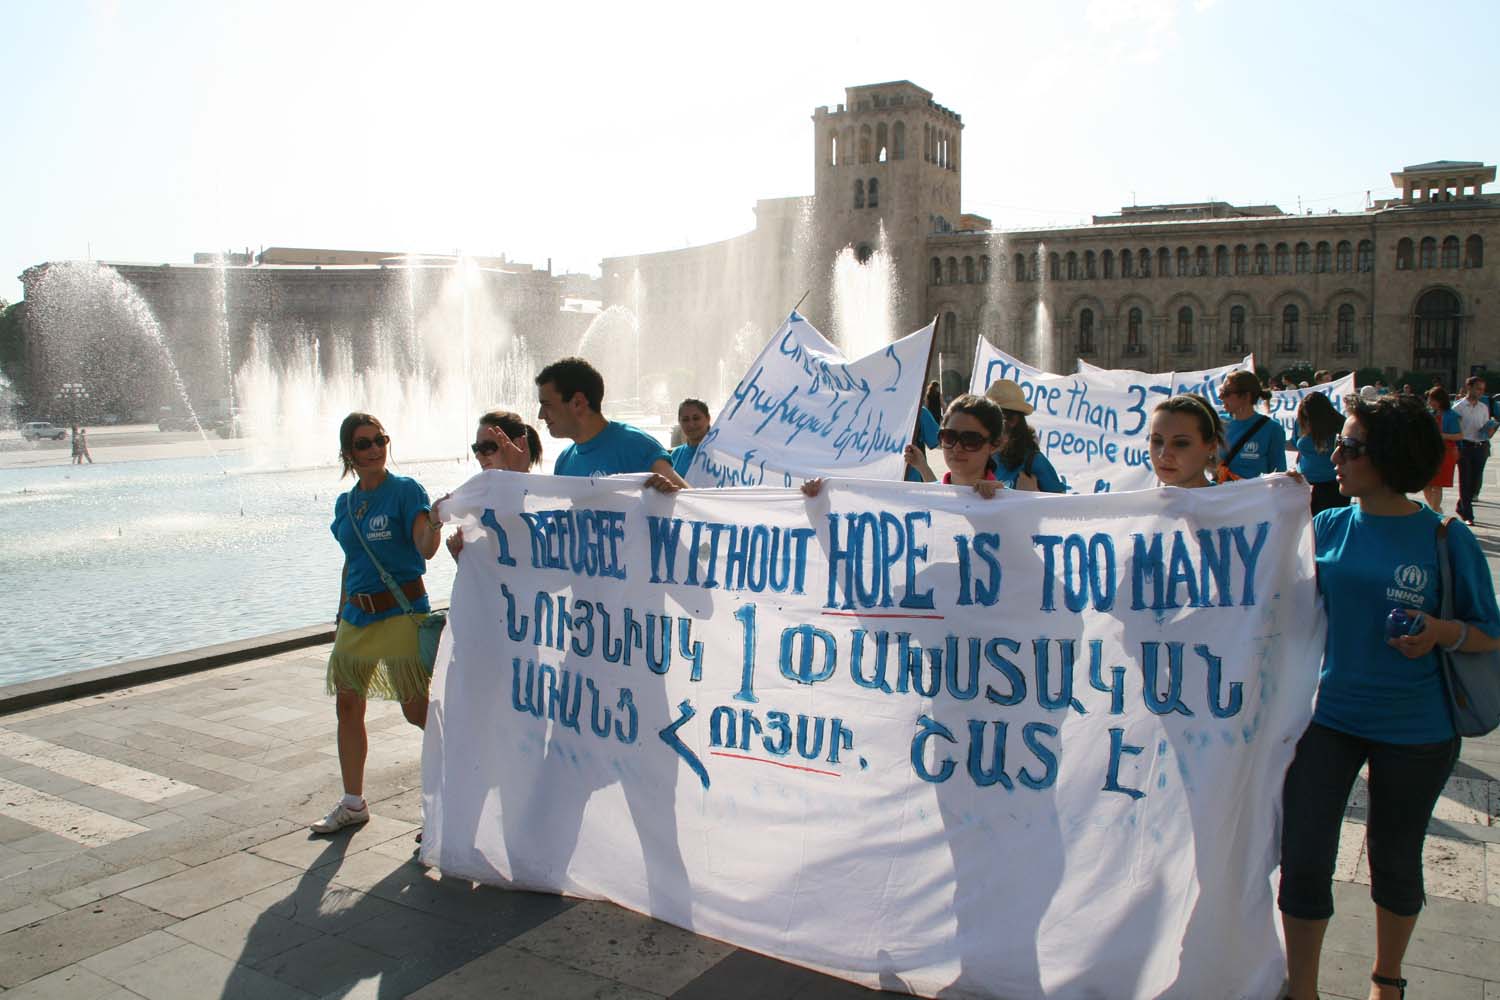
left=1387, top=563, right=1430, bottom=606
left=1241, top=439, right=1261, bottom=459
left=366, top=513, right=393, bottom=541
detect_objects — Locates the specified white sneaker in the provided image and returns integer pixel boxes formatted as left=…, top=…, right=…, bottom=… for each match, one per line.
left=310, top=800, right=369, bottom=834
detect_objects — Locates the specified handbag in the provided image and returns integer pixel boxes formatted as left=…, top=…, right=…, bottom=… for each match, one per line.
left=348, top=489, right=447, bottom=676
left=1434, top=518, right=1500, bottom=736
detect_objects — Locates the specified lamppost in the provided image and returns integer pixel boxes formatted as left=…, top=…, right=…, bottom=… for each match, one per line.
left=57, top=382, right=88, bottom=429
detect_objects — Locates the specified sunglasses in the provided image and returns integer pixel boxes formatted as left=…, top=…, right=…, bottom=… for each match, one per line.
left=1332, top=435, right=1367, bottom=460
left=351, top=433, right=390, bottom=451
left=471, top=440, right=500, bottom=456
left=939, top=428, right=990, bottom=451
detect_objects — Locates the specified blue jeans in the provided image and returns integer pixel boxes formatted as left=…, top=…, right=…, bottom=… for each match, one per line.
left=1279, top=722, right=1458, bottom=920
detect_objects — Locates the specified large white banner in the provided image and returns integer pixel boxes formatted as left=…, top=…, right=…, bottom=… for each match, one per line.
left=1266, top=374, right=1356, bottom=443
left=423, top=473, right=1320, bottom=999
left=686, top=312, right=934, bottom=487
left=1077, top=354, right=1255, bottom=407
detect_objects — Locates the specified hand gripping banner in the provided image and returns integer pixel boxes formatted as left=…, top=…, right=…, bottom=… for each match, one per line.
left=422, top=474, right=1320, bottom=999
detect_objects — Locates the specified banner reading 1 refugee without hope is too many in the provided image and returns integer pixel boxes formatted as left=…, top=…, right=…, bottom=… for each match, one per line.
left=422, top=473, right=1322, bottom=999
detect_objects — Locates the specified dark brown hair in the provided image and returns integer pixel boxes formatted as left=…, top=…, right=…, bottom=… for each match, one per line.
left=1154, top=394, right=1223, bottom=445
left=536, top=356, right=605, bottom=411
left=1427, top=385, right=1452, bottom=411
left=678, top=398, right=710, bottom=419
left=1221, top=369, right=1271, bottom=404
left=1348, top=394, right=1443, bottom=494
left=478, top=409, right=543, bottom=468
left=338, top=412, right=385, bottom=478
left=996, top=409, right=1040, bottom=468
left=1296, top=392, right=1343, bottom=448
left=944, top=393, right=1006, bottom=442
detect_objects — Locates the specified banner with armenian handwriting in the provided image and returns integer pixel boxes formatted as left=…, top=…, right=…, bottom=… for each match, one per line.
left=422, top=472, right=1320, bottom=1000
left=685, top=311, right=934, bottom=488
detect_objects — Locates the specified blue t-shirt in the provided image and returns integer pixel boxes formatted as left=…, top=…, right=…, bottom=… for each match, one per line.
left=906, top=409, right=941, bottom=483
left=993, top=450, right=1065, bottom=493
left=332, top=474, right=432, bottom=626
left=1312, top=504, right=1500, bottom=743
left=1294, top=434, right=1336, bottom=484
left=670, top=442, right=697, bottom=478
left=1221, top=416, right=1288, bottom=480
left=553, top=420, right=670, bottom=478
left=1439, top=408, right=1461, bottom=437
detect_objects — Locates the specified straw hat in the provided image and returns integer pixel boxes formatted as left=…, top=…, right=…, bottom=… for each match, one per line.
left=984, top=379, right=1034, bottom=415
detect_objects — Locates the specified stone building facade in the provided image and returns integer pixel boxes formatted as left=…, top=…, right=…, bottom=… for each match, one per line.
left=602, top=81, right=1498, bottom=397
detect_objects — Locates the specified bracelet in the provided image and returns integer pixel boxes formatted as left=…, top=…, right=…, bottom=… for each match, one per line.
left=1442, top=621, right=1469, bottom=653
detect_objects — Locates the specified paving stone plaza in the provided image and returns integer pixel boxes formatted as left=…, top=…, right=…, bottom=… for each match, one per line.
left=2, top=498, right=1499, bottom=999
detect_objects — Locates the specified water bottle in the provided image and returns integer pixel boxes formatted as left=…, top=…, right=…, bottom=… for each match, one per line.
left=1385, top=607, right=1425, bottom=639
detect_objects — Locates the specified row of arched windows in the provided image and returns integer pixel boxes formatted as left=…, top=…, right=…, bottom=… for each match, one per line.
left=828, top=121, right=907, bottom=166
left=1075, top=303, right=1360, bottom=357
left=1006, top=240, right=1382, bottom=283
left=853, top=178, right=879, bottom=209
left=931, top=255, right=991, bottom=284
left=1395, top=235, right=1484, bottom=270
left=925, top=123, right=956, bottom=170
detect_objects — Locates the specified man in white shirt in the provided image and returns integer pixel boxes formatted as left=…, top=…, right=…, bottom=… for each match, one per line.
left=1452, top=375, right=1495, bottom=525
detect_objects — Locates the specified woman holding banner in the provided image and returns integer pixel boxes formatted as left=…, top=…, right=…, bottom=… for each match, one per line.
left=1294, top=392, right=1348, bottom=516
left=983, top=379, right=1066, bottom=492
left=902, top=393, right=1003, bottom=496
left=1148, top=394, right=1221, bottom=489
left=1217, top=370, right=1287, bottom=482
left=1279, top=393, right=1500, bottom=1000
left=446, top=409, right=543, bottom=561
left=1423, top=386, right=1462, bottom=515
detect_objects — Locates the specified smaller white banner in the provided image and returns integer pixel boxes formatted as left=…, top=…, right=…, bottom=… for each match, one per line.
left=1266, top=374, right=1356, bottom=442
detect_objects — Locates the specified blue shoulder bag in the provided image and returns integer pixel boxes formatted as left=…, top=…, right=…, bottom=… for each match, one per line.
left=349, top=489, right=447, bottom=676
left=1435, top=518, right=1500, bottom=736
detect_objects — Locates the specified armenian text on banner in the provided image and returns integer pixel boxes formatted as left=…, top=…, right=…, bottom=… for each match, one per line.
left=686, top=312, right=935, bottom=487
left=422, top=473, right=1320, bottom=1000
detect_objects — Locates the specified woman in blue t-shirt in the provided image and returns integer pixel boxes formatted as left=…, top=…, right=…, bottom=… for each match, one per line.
left=312, top=412, right=445, bottom=836
left=1279, top=394, right=1500, bottom=1000
left=983, top=379, right=1065, bottom=492
left=1294, top=391, right=1348, bottom=516
left=1423, top=385, right=1462, bottom=515
left=1217, top=370, right=1287, bottom=482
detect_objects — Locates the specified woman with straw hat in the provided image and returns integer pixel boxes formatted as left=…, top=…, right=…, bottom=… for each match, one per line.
left=983, top=379, right=1066, bottom=493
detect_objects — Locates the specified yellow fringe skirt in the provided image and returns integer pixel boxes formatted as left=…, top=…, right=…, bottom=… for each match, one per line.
left=326, top=615, right=429, bottom=702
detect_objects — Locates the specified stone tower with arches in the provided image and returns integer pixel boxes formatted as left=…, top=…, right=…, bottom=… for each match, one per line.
left=811, top=81, right=963, bottom=343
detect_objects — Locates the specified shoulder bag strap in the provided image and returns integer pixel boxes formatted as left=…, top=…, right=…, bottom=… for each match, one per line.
left=348, top=486, right=416, bottom=615
left=1436, top=516, right=1456, bottom=620
left=1223, top=415, right=1270, bottom=467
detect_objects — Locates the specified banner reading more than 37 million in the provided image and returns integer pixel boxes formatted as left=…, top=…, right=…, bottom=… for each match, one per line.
left=685, top=311, right=934, bottom=488
left=422, top=473, right=1321, bottom=1000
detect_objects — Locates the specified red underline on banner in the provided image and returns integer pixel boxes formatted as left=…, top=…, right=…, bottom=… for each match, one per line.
left=819, top=611, right=946, bottom=620
left=709, top=751, right=842, bottom=778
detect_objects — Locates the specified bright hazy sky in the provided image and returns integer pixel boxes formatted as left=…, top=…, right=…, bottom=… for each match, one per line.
left=3, top=0, right=1497, bottom=303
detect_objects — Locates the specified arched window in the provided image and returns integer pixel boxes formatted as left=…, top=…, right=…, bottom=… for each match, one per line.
left=1121, top=249, right=1134, bottom=277
left=946, top=257, right=958, bottom=284
left=1127, top=308, right=1143, bottom=352
left=1419, top=237, right=1436, bottom=269
left=1336, top=241, right=1353, bottom=272
left=1396, top=237, right=1413, bottom=270
left=855, top=243, right=873, bottom=264
left=1014, top=252, right=1027, bottom=282
left=964, top=256, right=975, bottom=283
left=1275, top=243, right=1290, bottom=274
left=859, top=124, right=872, bottom=164
left=1414, top=289, right=1462, bottom=387
left=1234, top=245, right=1248, bottom=275
left=828, top=130, right=838, bottom=166
left=1139, top=248, right=1152, bottom=278
left=1315, top=242, right=1332, bottom=273
left=1029, top=251, right=1040, bottom=282
left=1049, top=252, right=1061, bottom=281
left=1215, top=245, right=1229, bottom=276
left=1177, top=307, right=1194, bottom=350
left=942, top=311, right=959, bottom=352
left=1335, top=304, right=1355, bottom=353
left=1228, top=305, right=1246, bottom=351
left=1466, top=235, right=1484, bottom=268
left=1065, top=251, right=1078, bottom=280
left=1085, top=250, right=1097, bottom=279
left=1177, top=247, right=1190, bottom=276
left=923, top=123, right=932, bottom=162
left=854, top=179, right=864, bottom=209
left=1294, top=242, right=1310, bottom=273
left=843, top=126, right=855, bottom=164
left=892, top=121, right=906, bottom=160
left=1102, top=249, right=1115, bottom=278
left=1441, top=236, right=1460, bottom=268
left=979, top=255, right=991, bottom=283
left=1196, top=246, right=1209, bottom=276
left=1158, top=247, right=1172, bottom=277
left=867, top=177, right=878, bottom=208
left=1281, top=304, right=1300, bottom=351
left=1358, top=239, right=1374, bottom=272
left=876, top=123, right=888, bottom=163
left=1252, top=243, right=1268, bottom=275
left=931, top=257, right=942, bottom=285
left=1079, top=308, right=1095, bottom=353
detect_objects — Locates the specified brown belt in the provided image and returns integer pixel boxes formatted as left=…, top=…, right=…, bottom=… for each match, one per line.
left=347, top=578, right=426, bottom=615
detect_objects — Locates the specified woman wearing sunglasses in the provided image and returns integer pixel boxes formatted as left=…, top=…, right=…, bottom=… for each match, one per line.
left=313, top=413, right=445, bottom=834
left=446, top=409, right=543, bottom=561
left=1217, top=369, right=1287, bottom=482
left=901, top=393, right=1004, bottom=497
left=983, top=379, right=1065, bottom=492
left=1279, top=393, right=1500, bottom=1000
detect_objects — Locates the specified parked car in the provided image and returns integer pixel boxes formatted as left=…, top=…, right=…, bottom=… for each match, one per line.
left=20, top=421, right=68, bottom=441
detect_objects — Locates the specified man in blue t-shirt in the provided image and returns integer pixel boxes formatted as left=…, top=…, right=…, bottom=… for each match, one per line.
left=535, top=356, right=687, bottom=489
